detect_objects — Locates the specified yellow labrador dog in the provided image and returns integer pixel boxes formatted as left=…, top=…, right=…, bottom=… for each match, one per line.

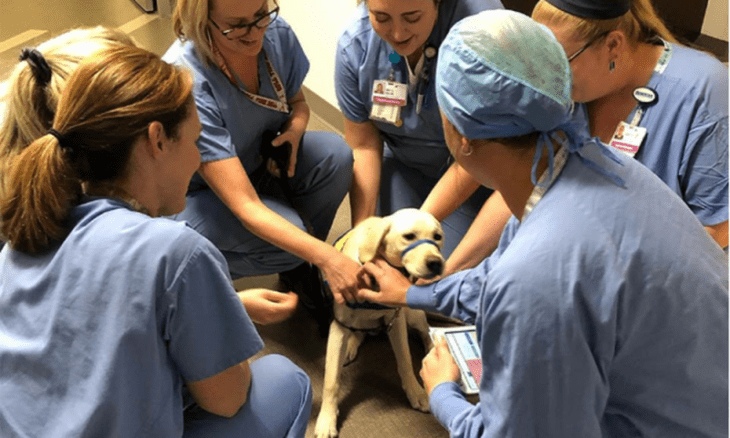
left=314, top=208, right=445, bottom=438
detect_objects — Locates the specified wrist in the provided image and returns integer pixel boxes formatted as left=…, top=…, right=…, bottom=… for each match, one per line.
left=310, top=242, right=342, bottom=268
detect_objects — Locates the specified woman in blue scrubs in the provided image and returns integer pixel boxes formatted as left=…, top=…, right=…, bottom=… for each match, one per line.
left=532, top=0, right=728, bottom=247
left=358, top=10, right=728, bottom=437
left=0, top=27, right=299, bottom=325
left=164, top=0, right=360, bottom=328
left=447, top=0, right=729, bottom=273
left=0, top=46, right=311, bottom=438
left=336, top=0, right=508, bottom=257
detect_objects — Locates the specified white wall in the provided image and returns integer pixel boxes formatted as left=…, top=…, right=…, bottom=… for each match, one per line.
left=702, top=0, right=729, bottom=40
left=279, top=0, right=359, bottom=109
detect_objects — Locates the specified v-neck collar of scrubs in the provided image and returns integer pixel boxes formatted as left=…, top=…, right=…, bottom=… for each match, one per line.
left=211, top=41, right=290, bottom=114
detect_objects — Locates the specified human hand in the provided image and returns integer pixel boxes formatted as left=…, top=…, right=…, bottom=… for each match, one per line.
left=237, top=288, right=298, bottom=325
left=356, top=259, right=411, bottom=306
left=414, top=274, right=442, bottom=286
left=267, top=128, right=302, bottom=178
left=319, top=252, right=360, bottom=304
left=420, top=337, right=461, bottom=395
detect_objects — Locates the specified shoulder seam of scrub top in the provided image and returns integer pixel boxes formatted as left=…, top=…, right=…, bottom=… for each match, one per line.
left=337, top=4, right=372, bottom=49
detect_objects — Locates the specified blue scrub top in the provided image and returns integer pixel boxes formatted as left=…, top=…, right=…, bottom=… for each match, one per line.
left=163, top=17, right=309, bottom=191
left=579, top=41, right=728, bottom=226
left=335, top=0, right=504, bottom=179
left=0, top=198, right=263, bottom=437
left=409, top=141, right=729, bottom=437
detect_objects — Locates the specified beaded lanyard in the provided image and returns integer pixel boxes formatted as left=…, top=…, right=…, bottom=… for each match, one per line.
left=212, top=42, right=290, bottom=114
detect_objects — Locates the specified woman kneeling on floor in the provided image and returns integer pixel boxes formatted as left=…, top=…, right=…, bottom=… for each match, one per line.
left=0, top=45, right=311, bottom=438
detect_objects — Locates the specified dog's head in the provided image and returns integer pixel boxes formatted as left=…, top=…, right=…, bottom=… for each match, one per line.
left=359, top=208, right=445, bottom=280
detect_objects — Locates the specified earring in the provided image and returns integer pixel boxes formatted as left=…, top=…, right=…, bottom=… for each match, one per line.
left=609, top=61, right=616, bottom=72
left=462, top=144, right=473, bottom=156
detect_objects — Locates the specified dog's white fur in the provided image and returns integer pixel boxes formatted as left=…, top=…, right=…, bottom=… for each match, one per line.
left=314, top=208, right=445, bottom=438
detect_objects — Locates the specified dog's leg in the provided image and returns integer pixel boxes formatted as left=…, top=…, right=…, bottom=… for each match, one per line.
left=406, top=309, right=434, bottom=351
left=344, top=330, right=366, bottom=366
left=315, top=320, right=352, bottom=438
left=387, top=313, right=429, bottom=412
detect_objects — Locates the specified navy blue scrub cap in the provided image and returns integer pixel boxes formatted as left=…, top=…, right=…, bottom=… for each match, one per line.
left=545, top=0, right=631, bottom=19
left=436, top=10, right=572, bottom=140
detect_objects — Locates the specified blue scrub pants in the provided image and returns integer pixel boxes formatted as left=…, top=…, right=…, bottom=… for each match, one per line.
left=175, top=131, right=353, bottom=279
left=378, top=147, right=492, bottom=258
left=183, top=354, right=312, bottom=438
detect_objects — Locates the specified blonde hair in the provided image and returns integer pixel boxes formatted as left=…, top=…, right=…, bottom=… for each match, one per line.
left=173, top=0, right=217, bottom=65
left=532, top=0, right=678, bottom=46
left=0, top=46, right=193, bottom=254
left=0, top=27, right=136, bottom=197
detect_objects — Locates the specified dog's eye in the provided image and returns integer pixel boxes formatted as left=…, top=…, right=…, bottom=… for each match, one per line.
left=404, top=233, right=416, bottom=241
left=433, top=233, right=443, bottom=241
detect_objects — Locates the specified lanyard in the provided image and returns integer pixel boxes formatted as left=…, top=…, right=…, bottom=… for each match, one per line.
left=628, top=39, right=671, bottom=127
left=522, top=146, right=569, bottom=221
left=212, top=43, right=290, bottom=114
left=385, top=45, right=437, bottom=114
left=415, top=45, right=437, bottom=114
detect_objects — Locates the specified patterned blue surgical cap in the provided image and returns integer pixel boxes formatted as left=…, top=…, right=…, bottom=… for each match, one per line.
left=435, top=10, right=573, bottom=140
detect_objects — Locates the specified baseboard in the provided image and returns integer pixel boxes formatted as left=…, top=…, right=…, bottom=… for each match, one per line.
left=302, top=86, right=344, bottom=136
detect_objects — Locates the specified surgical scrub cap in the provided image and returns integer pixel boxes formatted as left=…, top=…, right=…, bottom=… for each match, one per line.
left=435, top=10, right=572, bottom=140
left=546, top=0, right=631, bottom=20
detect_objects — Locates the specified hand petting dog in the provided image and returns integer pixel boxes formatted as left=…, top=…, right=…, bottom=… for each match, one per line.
left=320, top=253, right=361, bottom=304
left=356, top=258, right=412, bottom=306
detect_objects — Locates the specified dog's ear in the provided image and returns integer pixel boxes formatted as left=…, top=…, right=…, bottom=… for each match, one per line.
left=358, top=217, right=391, bottom=264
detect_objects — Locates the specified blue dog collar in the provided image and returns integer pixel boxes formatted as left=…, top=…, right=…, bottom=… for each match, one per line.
left=400, top=239, right=439, bottom=259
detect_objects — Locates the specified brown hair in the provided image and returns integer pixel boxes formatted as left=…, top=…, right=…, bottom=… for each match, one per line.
left=532, top=0, right=678, bottom=46
left=0, top=27, right=136, bottom=197
left=173, top=0, right=217, bottom=65
left=358, top=0, right=441, bottom=5
left=0, top=45, right=193, bottom=254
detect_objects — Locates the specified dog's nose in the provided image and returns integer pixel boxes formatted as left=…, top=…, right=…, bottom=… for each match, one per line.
left=427, top=258, right=444, bottom=276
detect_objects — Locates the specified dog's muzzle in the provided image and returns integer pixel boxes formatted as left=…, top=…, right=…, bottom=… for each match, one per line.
left=400, top=239, right=440, bottom=259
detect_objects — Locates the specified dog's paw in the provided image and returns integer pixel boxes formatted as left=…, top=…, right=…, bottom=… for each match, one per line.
left=314, top=413, right=339, bottom=438
left=343, top=333, right=365, bottom=365
left=404, top=384, right=430, bottom=413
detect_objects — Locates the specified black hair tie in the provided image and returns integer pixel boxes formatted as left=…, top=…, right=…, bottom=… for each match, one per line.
left=19, top=48, right=53, bottom=87
left=48, top=129, right=74, bottom=154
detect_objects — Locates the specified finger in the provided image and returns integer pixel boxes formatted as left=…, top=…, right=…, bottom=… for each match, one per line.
left=260, top=289, right=290, bottom=303
left=357, top=288, right=382, bottom=303
left=372, top=258, right=393, bottom=270
left=332, top=291, right=345, bottom=305
left=356, top=268, right=373, bottom=288
left=267, top=159, right=280, bottom=177
left=421, top=350, right=436, bottom=371
left=358, top=262, right=382, bottom=279
left=287, top=157, right=296, bottom=177
left=281, top=292, right=298, bottom=308
left=271, top=134, right=285, bottom=146
left=436, top=340, right=457, bottom=364
left=343, top=285, right=358, bottom=303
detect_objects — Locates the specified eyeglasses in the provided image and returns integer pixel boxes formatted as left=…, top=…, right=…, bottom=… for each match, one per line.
left=209, top=2, right=279, bottom=40
left=567, top=31, right=610, bottom=62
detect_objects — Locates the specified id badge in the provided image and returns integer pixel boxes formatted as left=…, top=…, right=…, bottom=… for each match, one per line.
left=609, top=121, right=647, bottom=158
left=370, top=80, right=407, bottom=126
left=370, top=103, right=402, bottom=127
